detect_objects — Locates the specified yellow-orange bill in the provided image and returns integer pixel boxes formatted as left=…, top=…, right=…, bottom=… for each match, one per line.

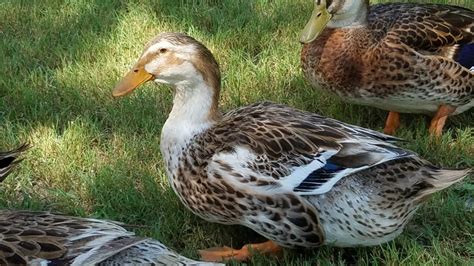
left=300, top=3, right=332, bottom=44
left=112, top=67, right=153, bottom=97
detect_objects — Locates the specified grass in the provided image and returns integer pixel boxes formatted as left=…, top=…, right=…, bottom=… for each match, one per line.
left=0, top=0, right=473, bottom=264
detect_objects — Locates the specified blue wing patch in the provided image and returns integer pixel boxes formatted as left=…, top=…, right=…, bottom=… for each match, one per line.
left=457, top=43, right=474, bottom=69
left=294, top=160, right=346, bottom=192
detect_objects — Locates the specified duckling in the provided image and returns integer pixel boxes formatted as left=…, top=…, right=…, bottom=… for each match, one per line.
left=113, top=32, right=470, bottom=262
left=300, top=0, right=473, bottom=136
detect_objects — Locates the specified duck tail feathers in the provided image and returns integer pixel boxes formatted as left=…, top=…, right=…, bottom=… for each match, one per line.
left=415, top=167, right=470, bottom=202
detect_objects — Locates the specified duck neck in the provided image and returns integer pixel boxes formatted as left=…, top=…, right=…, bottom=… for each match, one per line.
left=168, top=81, right=219, bottom=129
left=328, top=0, right=369, bottom=28
left=160, top=73, right=220, bottom=173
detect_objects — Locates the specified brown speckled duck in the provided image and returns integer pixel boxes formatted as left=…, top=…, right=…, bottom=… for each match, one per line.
left=113, top=32, right=470, bottom=262
left=0, top=144, right=221, bottom=266
left=300, top=0, right=473, bottom=136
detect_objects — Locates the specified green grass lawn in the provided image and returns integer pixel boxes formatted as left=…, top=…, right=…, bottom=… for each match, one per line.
left=1, top=0, right=473, bottom=264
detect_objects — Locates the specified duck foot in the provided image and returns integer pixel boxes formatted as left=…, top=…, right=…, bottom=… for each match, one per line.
left=198, top=240, right=282, bottom=262
left=383, top=111, right=400, bottom=135
left=429, top=105, right=456, bottom=137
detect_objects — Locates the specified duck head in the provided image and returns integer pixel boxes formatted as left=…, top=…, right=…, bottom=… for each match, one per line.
left=300, top=0, right=369, bottom=43
left=113, top=32, right=220, bottom=98
left=113, top=32, right=222, bottom=123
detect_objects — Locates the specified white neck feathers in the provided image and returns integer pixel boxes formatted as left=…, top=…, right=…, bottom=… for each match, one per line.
left=160, top=62, right=217, bottom=173
left=328, top=0, right=368, bottom=28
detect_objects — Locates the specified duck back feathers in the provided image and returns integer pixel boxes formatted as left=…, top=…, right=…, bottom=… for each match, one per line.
left=379, top=4, right=474, bottom=72
left=0, top=210, right=219, bottom=265
left=368, top=4, right=473, bottom=57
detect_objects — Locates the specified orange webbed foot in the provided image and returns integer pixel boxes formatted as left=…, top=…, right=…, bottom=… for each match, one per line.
left=383, top=111, right=400, bottom=135
left=198, top=240, right=282, bottom=262
left=429, top=105, right=456, bottom=138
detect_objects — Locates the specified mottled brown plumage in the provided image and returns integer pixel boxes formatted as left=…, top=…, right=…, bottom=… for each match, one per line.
left=0, top=210, right=221, bottom=265
left=301, top=1, right=474, bottom=136
left=113, top=32, right=470, bottom=262
left=0, top=145, right=221, bottom=266
left=171, top=102, right=467, bottom=249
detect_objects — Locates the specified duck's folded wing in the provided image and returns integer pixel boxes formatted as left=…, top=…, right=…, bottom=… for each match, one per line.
left=206, top=102, right=413, bottom=196
left=373, top=4, right=473, bottom=53
left=1, top=210, right=222, bottom=265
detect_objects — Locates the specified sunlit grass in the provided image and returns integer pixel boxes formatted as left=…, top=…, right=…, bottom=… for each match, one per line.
left=0, top=0, right=472, bottom=264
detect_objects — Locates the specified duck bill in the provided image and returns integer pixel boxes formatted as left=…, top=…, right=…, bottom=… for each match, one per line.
left=300, top=4, right=332, bottom=44
left=112, top=67, right=153, bottom=97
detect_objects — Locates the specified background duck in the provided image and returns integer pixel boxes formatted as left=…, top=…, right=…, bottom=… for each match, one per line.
left=300, top=0, right=473, bottom=136
left=112, top=32, right=470, bottom=262
left=0, top=144, right=221, bottom=266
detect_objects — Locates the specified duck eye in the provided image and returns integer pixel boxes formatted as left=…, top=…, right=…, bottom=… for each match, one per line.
left=159, top=48, right=168, bottom=54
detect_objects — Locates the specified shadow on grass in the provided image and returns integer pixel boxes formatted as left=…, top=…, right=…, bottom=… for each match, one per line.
left=2, top=0, right=471, bottom=134
left=1, top=0, right=312, bottom=130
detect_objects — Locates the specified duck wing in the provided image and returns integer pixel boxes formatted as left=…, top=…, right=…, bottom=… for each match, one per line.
left=203, top=102, right=412, bottom=196
left=0, top=148, right=219, bottom=265
left=0, top=210, right=221, bottom=265
left=371, top=4, right=473, bottom=53
left=371, top=3, right=473, bottom=70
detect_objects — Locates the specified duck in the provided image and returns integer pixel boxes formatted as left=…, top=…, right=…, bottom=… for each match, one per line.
left=300, top=0, right=473, bottom=136
left=0, top=144, right=221, bottom=266
left=112, top=32, right=471, bottom=262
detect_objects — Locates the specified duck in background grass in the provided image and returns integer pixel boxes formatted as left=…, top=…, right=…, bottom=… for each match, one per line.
left=112, top=32, right=471, bottom=262
left=0, top=144, right=221, bottom=266
left=300, top=0, right=473, bottom=136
